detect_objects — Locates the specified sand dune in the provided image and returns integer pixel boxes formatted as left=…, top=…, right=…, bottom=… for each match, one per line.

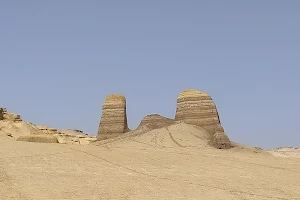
left=1, top=122, right=300, bottom=199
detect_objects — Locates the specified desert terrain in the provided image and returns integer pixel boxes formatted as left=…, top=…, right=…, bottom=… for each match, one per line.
left=1, top=123, right=300, bottom=200
left=1, top=89, right=300, bottom=200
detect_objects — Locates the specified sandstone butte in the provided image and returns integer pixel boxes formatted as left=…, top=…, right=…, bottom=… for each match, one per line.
left=97, top=94, right=130, bottom=140
left=96, top=89, right=231, bottom=149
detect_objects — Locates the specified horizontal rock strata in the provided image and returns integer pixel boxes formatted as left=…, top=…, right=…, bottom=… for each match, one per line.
left=97, top=94, right=129, bottom=140
left=138, top=114, right=174, bottom=130
left=16, top=134, right=58, bottom=143
left=0, top=108, right=22, bottom=122
left=36, top=125, right=58, bottom=134
left=175, top=89, right=223, bottom=135
left=212, top=132, right=231, bottom=149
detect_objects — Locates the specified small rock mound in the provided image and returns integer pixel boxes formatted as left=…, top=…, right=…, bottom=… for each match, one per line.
left=138, top=114, right=174, bottom=130
left=16, top=134, right=58, bottom=143
left=97, top=94, right=130, bottom=140
left=212, top=132, right=231, bottom=149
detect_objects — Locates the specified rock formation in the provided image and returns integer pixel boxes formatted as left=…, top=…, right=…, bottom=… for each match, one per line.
left=175, top=89, right=222, bottom=135
left=36, top=125, right=58, bottom=134
left=175, top=89, right=231, bottom=149
left=0, top=108, right=22, bottom=122
left=138, top=114, right=174, bottom=130
left=0, top=108, right=3, bottom=120
left=97, top=94, right=129, bottom=140
left=16, top=134, right=59, bottom=143
left=212, top=132, right=231, bottom=149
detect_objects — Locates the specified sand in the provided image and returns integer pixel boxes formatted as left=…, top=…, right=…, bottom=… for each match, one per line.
left=0, top=123, right=300, bottom=200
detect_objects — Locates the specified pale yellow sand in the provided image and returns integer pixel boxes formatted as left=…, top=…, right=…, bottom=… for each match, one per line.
left=0, top=123, right=300, bottom=200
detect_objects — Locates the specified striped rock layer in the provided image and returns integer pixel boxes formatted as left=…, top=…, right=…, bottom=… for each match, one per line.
left=212, top=132, right=231, bottom=149
left=138, top=114, right=174, bottom=130
left=175, top=89, right=223, bottom=136
left=97, top=94, right=129, bottom=140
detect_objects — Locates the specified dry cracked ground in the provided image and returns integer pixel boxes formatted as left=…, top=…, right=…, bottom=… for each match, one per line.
left=1, top=124, right=300, bottom=200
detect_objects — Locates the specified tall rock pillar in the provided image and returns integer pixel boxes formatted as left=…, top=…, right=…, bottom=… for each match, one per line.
left=97, top=94, right=129, bottom=140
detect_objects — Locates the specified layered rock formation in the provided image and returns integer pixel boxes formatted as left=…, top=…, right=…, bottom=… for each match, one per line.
left=0, top=108, right=22, bottom=122
left=175, top=89, right=231, bottom=149
left=17, top=134, right=59, bottom=143
left=212, top=132, right=231, bottom=149
left=36, top=125, right=58, bottom=134
left=175, top=89, right=222, bottom=135
left=97, top=94, right=129, bottom=140
left=138, top=114, right=174, bottom=130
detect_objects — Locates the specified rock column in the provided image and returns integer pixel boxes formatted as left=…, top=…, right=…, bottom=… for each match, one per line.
left=97, top=94, right=129, bottom=140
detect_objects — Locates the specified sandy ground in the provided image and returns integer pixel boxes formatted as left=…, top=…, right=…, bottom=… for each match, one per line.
left=1, top=123, right=300, bottom=200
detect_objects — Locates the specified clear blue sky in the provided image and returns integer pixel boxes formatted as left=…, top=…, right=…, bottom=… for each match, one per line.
left=1, top=1, right=299, bottom=149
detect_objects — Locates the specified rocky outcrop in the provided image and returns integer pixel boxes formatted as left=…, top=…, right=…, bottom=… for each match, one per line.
left=0, top=108, right=3, bottom=120
left=0, top=108, right=22, bottom=122
left=36, top=125, right=58, bottom=134
left=97, top=94, right=129, bottom=140
left=138, top=114, right=174, bottom=130
left=175, top=89, right=231, bottom=148
left=16, top=134, right=58, bottom=143
left=175, top=89, right=223, bottom=135
left=212, top=132, right=231, bottom=149
left=55, top=133, right=97, bottom=145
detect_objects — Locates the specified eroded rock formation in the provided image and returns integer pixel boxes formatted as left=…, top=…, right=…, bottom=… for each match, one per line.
left=36, top=125, right=58, bottom=134
left=138, top=114, right=174, bottom=130
left=175, top=89, right=222, bottom=135
left=97, top=94, right=129, bottom=140
left=212, top=132, right=231, bottom=149
left=17, top=134, right=59, bottom=143
left=0, top=108, right=3, bottom=120
left=175, top=89, right=231, bottom=149
left=0, top=108, right=22, bottom=122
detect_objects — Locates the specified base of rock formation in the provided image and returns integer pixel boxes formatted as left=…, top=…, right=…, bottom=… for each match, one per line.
left=212, top=132, right=231, bottom=149
left=16, top=134, right=59, bottom=143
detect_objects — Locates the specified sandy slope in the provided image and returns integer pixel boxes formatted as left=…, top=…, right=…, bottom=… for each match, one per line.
left=0, top=123, right=300, bottom=200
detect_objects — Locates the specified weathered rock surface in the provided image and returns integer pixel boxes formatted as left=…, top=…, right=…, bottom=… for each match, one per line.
left=212, top=132, right=231, bottom=149
left=57, top=129, right=87, bottom=137
left=36, top=125, right=58, bottom=134
left=0, top=108, right=22, bottom=122
left=16, top=134, right=59, bottom=143
left=138, top=114, right=174, bottom=130
left=175, top=89, right=223, bottom=135
left=0, top=108, right=4, bottom=120
left=175, top=89, right=231, bottom=148
left=0, top=120, right=44, bottom=138
left=97, top=94, right=129, bottom=140
left=55, top=134, right=97, bottom=145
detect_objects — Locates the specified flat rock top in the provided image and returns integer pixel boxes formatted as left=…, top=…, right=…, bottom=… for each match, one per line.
left=104, top=94, right=126, bottom=104
left=177, top=89, right=210, bottom=99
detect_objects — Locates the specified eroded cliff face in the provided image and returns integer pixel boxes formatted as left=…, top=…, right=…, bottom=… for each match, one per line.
left=174, top=89, right=231, bottom=149
left=175, top=89, right=222, bottom=135
left=97, top=94, right=129, bottom=140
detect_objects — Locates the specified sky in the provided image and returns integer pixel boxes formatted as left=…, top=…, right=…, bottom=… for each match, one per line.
left=1, top=1, right=299, bottom=149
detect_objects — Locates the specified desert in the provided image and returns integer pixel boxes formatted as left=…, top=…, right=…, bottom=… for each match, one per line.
left=1, top=89, right=299, bottom=200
